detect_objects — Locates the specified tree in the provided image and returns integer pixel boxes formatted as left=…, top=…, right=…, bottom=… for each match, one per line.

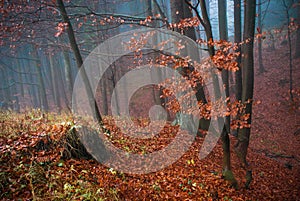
left=56, top=0, right=104, bottom=124
left=49, top=53, right=62, bottom=112
left=257, top=0, right=266, bottom=73
left=234, top=0, right=242, bottom=101
left=218, top=0, right=238, bottom=188
left=62, top=50, right=73, bottom=109
left=235, top=0, right=257, bottom=189
left=185, top=0, right=258, bottom=188
left=183, top=0, right=239, bottom=187
left=32, top=46, right=49, bottom=111
left=296, top=3, right=300, bottom=58
left=281, top=0, right=294, bottom=101
left=171, top=0, right=209, bottom=135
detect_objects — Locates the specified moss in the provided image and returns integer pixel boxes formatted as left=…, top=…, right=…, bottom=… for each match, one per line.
left=222, top=170, right=238, bottom=189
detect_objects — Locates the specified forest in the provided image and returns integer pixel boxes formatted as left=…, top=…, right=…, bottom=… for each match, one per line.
left=0, top=0, right=299, bottom=200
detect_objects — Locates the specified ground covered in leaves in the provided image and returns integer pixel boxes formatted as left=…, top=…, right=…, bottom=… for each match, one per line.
left=0, top=109, right=299, bottom=200
left=1, top=47, right=300, bottom=201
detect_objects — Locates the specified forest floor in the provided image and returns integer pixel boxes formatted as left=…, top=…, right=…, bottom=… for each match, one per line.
left=251, top=44, right=300, bottom=173
left=0, top=44, right=300, bottom=200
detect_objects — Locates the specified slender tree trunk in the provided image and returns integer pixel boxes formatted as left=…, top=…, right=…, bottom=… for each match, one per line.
left=147, top=0, right=162, bottom=108
left=258, top=0, right=265, bottom=73
left=2, top=68, right=12, bottom=109
left=17, top=55, right=24, bottom=98
left=282, top=0, right=294, bottom=101
left=233, top=0, right=243, bottom=138
left=57, top=60, right=70, bottom=111
left=12, top=62, right=20, bottom=112
left=101, top=74, right=109, bottom=115
left=63, top=50, right=73, bottom=107
left=153, top=0, right=169, bottom=27
left=234, top=0, right=242, bottom=101
left=218, top=0, right=229, bottom=131
left=287, top=18, right=293, bottom=102
left=32, top=46, right=48, bottom=111
left=0, top=69, right=5, bottom=105
left=199, top=0, right=215, bottom=56
left=49, top=53, right=61, bottom=112
left=295, top=4, right=300, bottom=58
left=218, top=0, right=230, bottom=154
left=26, top=60, right=38, bottom=108
left=218, top=0, right=237, bottom=187
left=57, top=0, right=104, bottom=125
left=235, top=0, right=256, bottom=189
left=205, top=0, right=210, bottom=19
left=110, top=65, right=120, bottom=116
left=0, top=69, right=4, bottom=104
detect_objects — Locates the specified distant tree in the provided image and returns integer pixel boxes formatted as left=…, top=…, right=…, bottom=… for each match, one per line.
left=296, top=3, right=300, bottom=58
left=32, top=46, right=49, bottom=111
left=62, top=50, right=73, bottom=108
left=257, top=0, right=266, bottom=73
left=282, top=0, right=295, bottom=101
left=49, top=53, right=61, bottom=112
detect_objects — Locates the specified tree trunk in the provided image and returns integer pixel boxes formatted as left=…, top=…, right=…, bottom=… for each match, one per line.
left=234, top=0, right=242, bottom=101
left=295, top=3, right=300, bottom=58
left=282, top=0, right=294, bottom=101
left=17, top=54, right=25, bottom=98
left=56, top=0, right=104, bottom=125
left=235, top=0, right=256, bottom=189
left=12, top=61, right=20, bottom=112
left=63, top=50, right=73, bottom=108
left=49, top=53, right=61, bottom=112
left=27, top=59, right=39, bottom=108
left=2, top=68, right=12, bottom=109
left=32, top=46, right=48, bottom=111
left=218, top=0, right=229, bottom=132
left=218, top=0, right=237, bottom=188
left=56, top=0, right=111, bottom=162
left=233, top=0, right=242, bottom=138
left=258, top=0, right=265, bottom=73
left=172, top=0, right=209, bottom=135
left=57, top=59, right=70, bottom=111
left=185, top=0, right=238, bottom=186
left=101, top=74, right=109, bottom=115
left=199, top=0, right=215, bottom=56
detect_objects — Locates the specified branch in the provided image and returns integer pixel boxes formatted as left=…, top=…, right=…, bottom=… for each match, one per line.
left=0, top=81, right=38, bottom=90
left=184, top=0, right=205, bottom=27
left=0, top=61, right=37, bottom=75
left=153, top=0, right=170, bottom=27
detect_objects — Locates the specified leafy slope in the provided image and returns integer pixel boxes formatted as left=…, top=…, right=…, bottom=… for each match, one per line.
left=0, top=108, right=299, bottom=200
